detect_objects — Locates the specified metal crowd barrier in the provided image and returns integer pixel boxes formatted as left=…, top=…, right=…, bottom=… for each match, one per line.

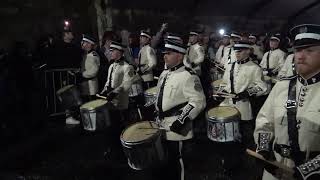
left=44, top=68, right=79, bottom=116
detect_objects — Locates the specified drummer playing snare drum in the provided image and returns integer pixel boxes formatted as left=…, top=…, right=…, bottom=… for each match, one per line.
left=154, top=39, right=206, bottom=180
left=99, top=41, right=136, bottom=163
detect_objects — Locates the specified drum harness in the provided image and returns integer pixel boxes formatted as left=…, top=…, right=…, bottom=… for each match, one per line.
left=274, top=76, right=304, bottom=165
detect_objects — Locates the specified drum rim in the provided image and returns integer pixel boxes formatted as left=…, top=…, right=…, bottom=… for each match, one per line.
left=56, top=84, right=76, bottom=94
left=206, top=106, right=241, bottom=123
left=80, top=100, right=108, bottom=110
left=120, top=121, right=161, bottom=145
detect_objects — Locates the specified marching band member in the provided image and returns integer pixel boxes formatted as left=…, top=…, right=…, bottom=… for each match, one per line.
left=254, top=24, right=320, bottom=180
left=184, top=30, right=205, bottom=75
left=100, top=41, right=135, bottom=162
left=259, top=33, right=286, bottom=91
left=219, top=40, right=268, bottom=147
left=155, top=39, right=206, bottom=180
left=80, top=34, right=100, bottom=102
left=138, top=30, right=157, bottom=89
left=220, top=32, right=242, bottom=67
left=249, top=34, right=264, bottom=62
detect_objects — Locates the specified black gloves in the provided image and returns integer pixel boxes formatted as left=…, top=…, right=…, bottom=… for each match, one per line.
left=106, top=92, right=118, bottom=101
left=235, top=90, right=250, bottom=100
left=170, top=117, right=191, bottom=136
left=257, top=150, right=272, bottom=160
left=191, top=62, right=197, bottom=68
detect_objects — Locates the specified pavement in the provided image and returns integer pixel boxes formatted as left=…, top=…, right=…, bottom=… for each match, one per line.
left=0, top=117, right=264, bottom=180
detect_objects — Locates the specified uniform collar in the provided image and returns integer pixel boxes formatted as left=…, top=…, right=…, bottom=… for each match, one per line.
left=114, top=57, right=125, bottom=64
left=88, top=49, right=95, bottom=54
left=237, top=58, right=250, bottom=64
left=298, top=72, right=320, bottom=86
left=166, top=63, right=184, bottom=71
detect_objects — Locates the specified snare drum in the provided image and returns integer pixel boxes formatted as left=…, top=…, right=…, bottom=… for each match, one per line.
left=80, top=99, right=110, bottom=131
left=211, top=79, right=226, bottom=92
left=206, top=106, right=241, bottom=142
left=121, top=121, right=167, bottom=170
left=56, top=85, right=82, bottom=109
left=144, top=86, right=158, bottom=106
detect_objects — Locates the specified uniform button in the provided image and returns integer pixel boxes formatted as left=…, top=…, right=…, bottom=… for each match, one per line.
left=301, top=92, right=306, bottom=96
left=296, top=125, right=300, bottom=129
left=302, top=87, right=308, bottom=92
left=300, top=98, right=305, bottom=102
left=299, top=103, right=304, bottom=107
left=297, top=120, right=301, bottom=124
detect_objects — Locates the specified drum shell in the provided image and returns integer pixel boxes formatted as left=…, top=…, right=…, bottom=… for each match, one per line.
left=80, top=103, right=110, bottom=131
left=206, top=108, right=241, bottom=142
left=129, top=83, right=143, bottom=97
left=144, top=92, right=156, bottom=106
left=121, top=127, right=167, bottom=170
left=57, top=85, right=82, bottom=109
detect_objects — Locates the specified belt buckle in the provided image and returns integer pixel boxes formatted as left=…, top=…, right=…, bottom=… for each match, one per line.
left=281, top=147, right=291, bottom=158
left=286, top=100, right=297, bottom=109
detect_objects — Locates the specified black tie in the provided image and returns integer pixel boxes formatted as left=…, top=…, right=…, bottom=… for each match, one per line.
left=266, top=51, right=271, bottom=70
left=221, top=46, right=225, bottom=59
left=230, top=62, right=236, bottom=94
left=108, top=64, right=115, bottom=88
left=228, top=48, right=232, bottom=63
left=138, top=51, right=142, bottom=72
left=230, top=62, right=236, bottom=104
left=156, top=74, right=168, bottom=117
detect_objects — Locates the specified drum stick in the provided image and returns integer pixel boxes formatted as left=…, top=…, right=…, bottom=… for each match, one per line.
left=246, top=149, right=294, bottom=174
left=154, top=76, right=159, bottom=80
left=138, top=127, right=169, bottom=131
left=95, top=94, right=107, bottom=100
left=214, top=64, right=225, bottom=72
left=212, top=92, right=236, bottom=98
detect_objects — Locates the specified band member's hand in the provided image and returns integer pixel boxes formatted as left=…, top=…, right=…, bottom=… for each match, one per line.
left=235, top=90, right=250, bottom=100
left=137, top=70, right=143, bottom=76
left=257, top=150, right=272, bottom=160
left=170, top=117, right=191, bottom=136
left=99, top=91, right=108, bottom=97
left=106, top=92, right=118, bottom=101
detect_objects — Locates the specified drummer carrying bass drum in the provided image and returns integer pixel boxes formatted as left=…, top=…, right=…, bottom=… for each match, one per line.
left=154, top=39, right=206, bottom=180
left=99, top=41, right=136, bottom=163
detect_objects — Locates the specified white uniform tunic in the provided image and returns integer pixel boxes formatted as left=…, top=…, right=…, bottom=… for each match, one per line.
left=137, top=44, right=157, bottom=82
left=103, top=59, right=135, bottom=110
left=254, top=74, right=320, bottom=180
left=220, top=58, right=268, bottom=120
left=183, top=43, right=205, bottom=75
left=278, top=54, right=295, bottom=79
left=155, top=65, right=206, bottom=141
left=260, top=49, right=286, bottom=79
left=81, top=50, right=100, bottom=95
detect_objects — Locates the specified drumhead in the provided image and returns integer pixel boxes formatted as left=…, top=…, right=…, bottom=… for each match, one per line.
left=57, top=85, right=74, bottom=94
left=207, top=106, right=240, bottom=122
left=212, top=79, right=222, bottom=87
left=121, top=121, right=159, bottom=143
left=145, top=87, right=158, bottom=96
left=80, top=99, right=108, bottom=110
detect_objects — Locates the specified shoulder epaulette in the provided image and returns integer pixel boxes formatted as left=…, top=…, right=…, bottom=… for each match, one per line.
left=185, top=67, right=196, bottom=75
